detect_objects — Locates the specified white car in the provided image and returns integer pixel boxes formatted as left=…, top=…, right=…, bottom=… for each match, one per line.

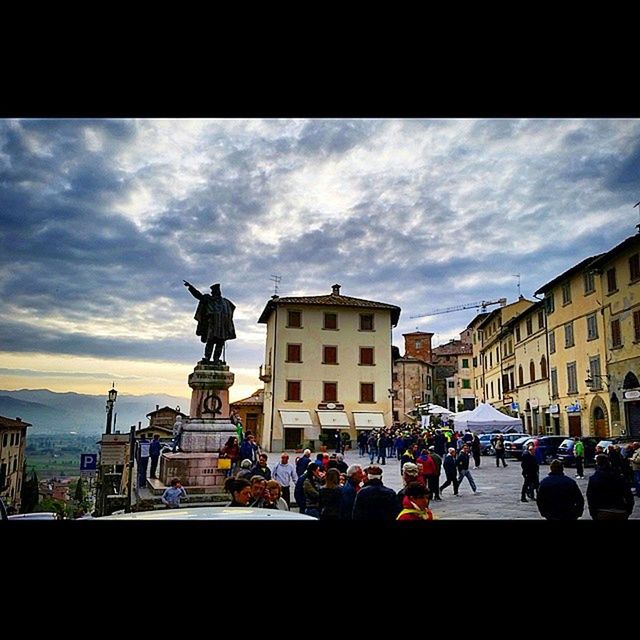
left=95, top=506, right=317, bottom=521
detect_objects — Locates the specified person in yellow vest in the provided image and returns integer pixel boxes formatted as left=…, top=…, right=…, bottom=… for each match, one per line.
left=396, top=482, right=434, bottom=521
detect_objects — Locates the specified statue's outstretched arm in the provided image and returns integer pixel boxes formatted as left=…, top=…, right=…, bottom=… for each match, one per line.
left=183, top=280, right=202, bottom=300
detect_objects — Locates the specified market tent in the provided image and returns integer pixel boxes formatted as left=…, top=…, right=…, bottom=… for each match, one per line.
left=453, top=403, right=522, bottom=433
left=451, top=410, right=474, bottom=428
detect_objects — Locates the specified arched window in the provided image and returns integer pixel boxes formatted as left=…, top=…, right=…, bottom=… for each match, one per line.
left=518, top=365, right=524, bottom=387
left=623, top=371, right=640, bottom=389
left=529, top=360, right=536, bottom=382
left=610, top=393, right=621, bottom=422
left=540, top=355, right=547, bottom=379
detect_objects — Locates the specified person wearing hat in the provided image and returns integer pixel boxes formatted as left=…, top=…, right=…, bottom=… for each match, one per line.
left=183, top=280, right=236, bottom=364
left=397, top=462, right=423, bottom=509
left=397, top=482, right=433, bottom=521
left=236, top=458, right=254, bottom=480
left=352, top=465, right=400, bottom=521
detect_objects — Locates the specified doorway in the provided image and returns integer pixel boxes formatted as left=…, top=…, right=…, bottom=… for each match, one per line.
left=627, top=401, right=640, bottom=438
left=593, top=406, right=608, bottom=438
left=568, top=415, right=581, bottom=437
left=284, top=428, right=303, bottom=450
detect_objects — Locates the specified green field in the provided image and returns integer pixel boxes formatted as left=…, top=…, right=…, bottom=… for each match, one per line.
left=26, top=454, right=81, bottom=479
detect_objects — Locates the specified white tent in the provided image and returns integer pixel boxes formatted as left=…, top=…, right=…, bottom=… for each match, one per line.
left=453, top=403, right=522, bottom=433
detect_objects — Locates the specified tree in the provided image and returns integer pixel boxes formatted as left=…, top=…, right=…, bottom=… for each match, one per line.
left=20, top=466, right=39, bottom=513
left=74, top=477, right=84, bottom=503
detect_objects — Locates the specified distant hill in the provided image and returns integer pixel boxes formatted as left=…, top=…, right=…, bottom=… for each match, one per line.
left=0, top=389, right=190, bottom=435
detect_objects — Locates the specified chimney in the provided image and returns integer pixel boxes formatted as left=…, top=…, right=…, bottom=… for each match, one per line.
left=16, top=417, right=21, bottom=422
left=331, top=283, right=341, bottom=296
left=156, top=404, right=159, bottom=411
left=138, top=421, right=141, bottom=429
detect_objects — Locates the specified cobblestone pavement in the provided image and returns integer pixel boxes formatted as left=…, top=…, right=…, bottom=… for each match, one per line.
left=317, top=448, right=640, bottom=520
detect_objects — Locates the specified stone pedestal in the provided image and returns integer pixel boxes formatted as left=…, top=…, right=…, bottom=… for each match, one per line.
left=158, top=361, right=237, bottom=493
left=188, top=362, right=234, bottom=419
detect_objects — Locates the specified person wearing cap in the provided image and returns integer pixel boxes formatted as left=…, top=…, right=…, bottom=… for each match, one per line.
left=236, top=458, right=254, bottom=480
left=439, top=448, right=459, bottom=497
left=271, top=453, right=297, bottom=507
left=352, top=465, right=400, bottom=521
left=183, top=280, right=236, bottom=364
left=397, top=462, right=423, bottom=509
left=397, top=482, right=433, bottom=521
left=536, top=459, right=584, bottom=520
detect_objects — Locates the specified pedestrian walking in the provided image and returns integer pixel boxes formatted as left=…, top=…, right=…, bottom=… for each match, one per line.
left=271, top=453, right=298, bottom=506
left=440, top=448, right=460, bottom=497
left=586, top=454, right=634, bottom=520
left=494, top=434, right=508, bottom=468
left=456, top=444, right=478, bottom=494
left=471, top=433, right=481, bottom=469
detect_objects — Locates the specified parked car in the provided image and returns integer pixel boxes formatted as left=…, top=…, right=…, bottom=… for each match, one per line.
left=555, top=437, right=599, bottom=467
left=478, top=434, right=498, bottom=455
left=595, top=436, right=638, bottom=456
left=95, top=506, right=317, bottom=520
left=523, top=435, right=570, bottom=464
left=504, top=435, right=532, bottom=460
left=485, top=432, right=529, bottom=455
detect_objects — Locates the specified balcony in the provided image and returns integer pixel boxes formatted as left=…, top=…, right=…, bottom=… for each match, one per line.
left=259, top=364, right=271, bottom=382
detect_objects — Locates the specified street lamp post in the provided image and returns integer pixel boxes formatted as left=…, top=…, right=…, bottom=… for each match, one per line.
left=105, top=384, right=118, bottom=434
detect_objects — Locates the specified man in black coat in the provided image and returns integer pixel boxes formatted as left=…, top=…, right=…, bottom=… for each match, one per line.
left=352, top=465, right=400, bottom=521
left=537, top=459, right=584, bottom=520
left=586, top=454, right=634, bottom=520
left=520, top=443, right=539, bottom=502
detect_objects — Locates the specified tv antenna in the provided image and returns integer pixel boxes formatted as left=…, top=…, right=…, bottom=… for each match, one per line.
left=270, top=274, right=282, bottom=295
left=513, top=274, right=521, bottom=297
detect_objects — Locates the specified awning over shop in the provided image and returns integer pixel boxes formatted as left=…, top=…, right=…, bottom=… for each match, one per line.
left=279, top=410, right=313, bottom=428
left=317, top=411, right=350, bottom=428
left=353, top=412, right=386, bottom=429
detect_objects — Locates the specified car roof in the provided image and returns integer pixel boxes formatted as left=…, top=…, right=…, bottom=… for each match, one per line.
left=96, top=507, right=317, bottom=521
left=8, top=512, right=58, bottom=520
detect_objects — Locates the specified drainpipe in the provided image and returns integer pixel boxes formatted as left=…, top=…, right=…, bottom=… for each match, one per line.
left=269, top=301, right=278, bottom=453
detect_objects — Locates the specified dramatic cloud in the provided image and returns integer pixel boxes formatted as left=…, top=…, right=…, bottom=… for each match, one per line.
left=1, top=118, right=639, bottom=397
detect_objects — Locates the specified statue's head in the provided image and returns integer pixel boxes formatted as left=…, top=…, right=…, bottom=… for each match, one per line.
left=210, top=283, right=221, bottom=295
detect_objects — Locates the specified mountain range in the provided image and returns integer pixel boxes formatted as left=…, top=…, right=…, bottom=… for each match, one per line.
left=0, top=389, right=190, bottom=435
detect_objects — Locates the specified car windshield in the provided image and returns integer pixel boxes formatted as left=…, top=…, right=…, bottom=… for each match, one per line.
left=559, top=439, right=574, bottom=448
left=596, top=440, right=613, bottom=449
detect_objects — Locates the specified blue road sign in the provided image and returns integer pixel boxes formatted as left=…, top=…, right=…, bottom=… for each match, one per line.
left=80, top=453, right=97, bottom=471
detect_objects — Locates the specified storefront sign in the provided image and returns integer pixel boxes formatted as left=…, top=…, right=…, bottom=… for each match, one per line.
left=548, top=404, right=559, bottom=414
left=623, top=390, right=640, bottom=400
left=530, top=398, right=539, bottom=409
left=566, top=402, right=581, bottom=413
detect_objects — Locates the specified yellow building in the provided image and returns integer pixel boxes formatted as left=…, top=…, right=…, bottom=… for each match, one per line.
left=587, top=233, right=640, bottom=438
left=230, top=389, right=264, bottom=442
left=0, top=415, right=30, bottom=511
left=258, top=284, right=400, bottom=452
left=535, top=255, right=610, bottom=437
left=508, top=300, right=551, bottom=433
left=477, top=298, right=533, bottom=408
left=468, top=313, right=490, bottom=404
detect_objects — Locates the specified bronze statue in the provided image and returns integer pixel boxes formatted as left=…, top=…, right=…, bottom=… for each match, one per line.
left=183, top=281, right=236, bottom=364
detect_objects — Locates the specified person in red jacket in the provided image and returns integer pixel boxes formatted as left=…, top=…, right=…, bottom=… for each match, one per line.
left=397, top=482, right=433, bottom=521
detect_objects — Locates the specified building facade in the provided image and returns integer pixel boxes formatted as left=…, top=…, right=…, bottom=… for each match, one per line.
left=392, top=332, right=434, bottom=422
left=477, top=298, right=533, bottom=409
left=536, top=255, right=611, bottom=437
left=230, top=389, right=264, bottom=442
left=432, top=337, right=474, bottom=412
left=588, top=233, right=640, bottom=438
left=509, top=301, right=551, bottom=434
left=258, top=284, right=400, bottom=452
left=0, top=415, right=30, bottom=511
left=468, top=313, right=489, bottom=404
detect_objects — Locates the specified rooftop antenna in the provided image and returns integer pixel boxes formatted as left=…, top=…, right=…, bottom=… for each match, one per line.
left=634, top=200, right=640, bottom=234
left=513, top=273, right=521, bottom=297
left=269, top=274, right=282, bottom=296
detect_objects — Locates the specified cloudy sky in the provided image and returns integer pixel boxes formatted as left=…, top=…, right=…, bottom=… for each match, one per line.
left=1, top=118, right=639, bottom=402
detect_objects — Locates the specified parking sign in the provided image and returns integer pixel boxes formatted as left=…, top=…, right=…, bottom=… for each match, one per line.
left=80, top=453, right=97, bottom=471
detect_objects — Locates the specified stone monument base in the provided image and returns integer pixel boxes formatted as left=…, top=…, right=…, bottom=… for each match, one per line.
left=159, top=451, right=229, bottom=492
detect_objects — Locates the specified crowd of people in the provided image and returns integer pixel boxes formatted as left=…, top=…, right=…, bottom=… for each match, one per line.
left=150, top=419, right=640, bottom=520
